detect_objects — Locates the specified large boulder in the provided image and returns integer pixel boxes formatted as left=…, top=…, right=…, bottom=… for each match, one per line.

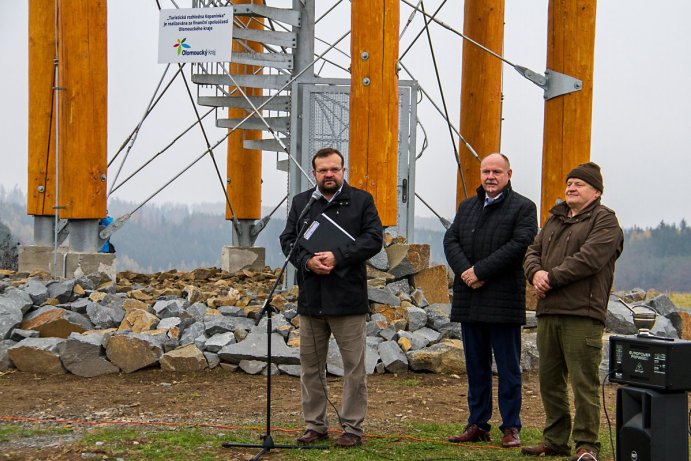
left=386, top=244, right=430, bottom=278
left=217, top=332, right=299, bottom=365
left=22, top=279, right=49, bottom=305
left=0, top=339, right=17, bottom=370
left=0, top=287, right=34, bottom=314
left=160, top=344, right=208, bottom=372
left=407, top=340, right=465, bottom=375
left=21, top=306, right=93, bottom=338
left=0, top=304, right=23, bottom=340
left=105, top=333, right=163, bottom=373
left=411, top=265, right=450, bottom=304
left=378, top=340, right=408, bottom=373
left=8, top=337, right=67, bottom=374
left=61, top=332, right=120, bottom=377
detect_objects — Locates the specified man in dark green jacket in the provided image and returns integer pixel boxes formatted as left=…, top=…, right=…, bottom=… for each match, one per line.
left=522, top=162, right=624, bottom=461
left=444, top=153, right=537, bottom=448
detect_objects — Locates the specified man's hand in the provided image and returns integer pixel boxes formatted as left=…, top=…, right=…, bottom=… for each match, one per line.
left=461, top=267, right=484, bottom=289
left=306, top=251, right=336, bottom=275
left=532, top=270, right=551, bottom=298
left=469, top=280, right=485, bottom=290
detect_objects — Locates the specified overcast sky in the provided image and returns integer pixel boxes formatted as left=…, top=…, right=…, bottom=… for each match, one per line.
left=2, top=0, right=690, bottom=231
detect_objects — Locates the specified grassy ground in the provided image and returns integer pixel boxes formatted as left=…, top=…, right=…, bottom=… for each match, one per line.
left=1, top=422, right=625, bottom=461
left=668, top=292, right=691, bottom=308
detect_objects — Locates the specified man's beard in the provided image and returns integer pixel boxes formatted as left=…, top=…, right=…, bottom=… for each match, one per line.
left=318, top=179, right=341, bottom=194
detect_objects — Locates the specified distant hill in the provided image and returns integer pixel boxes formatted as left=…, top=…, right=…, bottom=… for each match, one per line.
left=1, top=187, right=689, bottom=291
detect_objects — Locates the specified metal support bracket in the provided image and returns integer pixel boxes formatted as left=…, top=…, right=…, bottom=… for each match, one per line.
left=99, top=213, right=131, bottom=240
left=56, top=219, right=70, bottom=245
left=514, top=66, right=582, bottom=100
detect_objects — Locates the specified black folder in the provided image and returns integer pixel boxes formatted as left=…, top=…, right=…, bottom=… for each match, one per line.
left=299, top=212, right=356, bottom=255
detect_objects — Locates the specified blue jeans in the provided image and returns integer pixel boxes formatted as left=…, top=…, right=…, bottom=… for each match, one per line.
left=461, top=322, right=522, bottom=431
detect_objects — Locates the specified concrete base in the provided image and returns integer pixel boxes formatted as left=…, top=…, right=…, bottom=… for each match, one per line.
left=221, top=246, right=265, bottom=273
left=18, top=245, right=117, bottom=281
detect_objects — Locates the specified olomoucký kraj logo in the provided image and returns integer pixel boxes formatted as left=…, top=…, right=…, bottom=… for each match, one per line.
left=173, top=38, right=191, bottom=56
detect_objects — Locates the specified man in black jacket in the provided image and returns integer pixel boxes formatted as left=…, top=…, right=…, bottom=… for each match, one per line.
left=444, top=153, right=537, bottom=448
left=279, top=147, right=383, bottom=448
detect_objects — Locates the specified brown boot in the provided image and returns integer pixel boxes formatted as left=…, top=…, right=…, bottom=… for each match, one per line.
left=296, top=430, right=328, bottom=445
left=335, top=432, right=362, bottom=448
left=448, top=424, right=490, bottom=443
left=571, top=447, right=599, bottom=461
left=501, top=427, right=521, bottom=448
left=521, top=442, right=568, bottom=456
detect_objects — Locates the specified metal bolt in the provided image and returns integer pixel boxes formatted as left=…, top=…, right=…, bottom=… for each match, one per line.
left=38, top=185, right=45, bottom=193
left=101, top=174, right=107, bottom=181
left=363, top=77, right=371, bottom=86
left=361, top=51, right=369, bottom=61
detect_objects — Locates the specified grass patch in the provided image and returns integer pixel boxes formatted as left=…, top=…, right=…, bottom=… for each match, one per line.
left=73, top=422, right=618, bottom=461
left=0, top=423, right=74, bottom=443
left=78, top=426, right=250, bottom=461
left=668, top=292, right=691, bottom=309
left=394, top=377, right=421, bottom=387
left=0, top=421, right=630, bottom=460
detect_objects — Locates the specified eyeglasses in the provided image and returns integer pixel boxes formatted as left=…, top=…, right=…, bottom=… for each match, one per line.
left=314, top=167, right=344, bottom=175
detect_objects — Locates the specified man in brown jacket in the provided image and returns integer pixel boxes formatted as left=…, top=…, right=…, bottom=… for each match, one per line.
left=522, top=162, right=624, bottom=461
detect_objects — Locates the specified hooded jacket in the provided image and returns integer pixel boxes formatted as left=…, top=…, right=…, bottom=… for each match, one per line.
left=523, top=199, right=624, bottom=324
left=444, top=183, right=538, bottom=324
left=279, top=181, right=383, bottom=316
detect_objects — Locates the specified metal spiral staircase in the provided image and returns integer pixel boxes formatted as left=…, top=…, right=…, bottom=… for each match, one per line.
left=191, top=2, right=302, bottom=163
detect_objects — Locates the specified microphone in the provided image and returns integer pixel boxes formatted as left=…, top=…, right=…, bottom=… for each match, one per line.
left=297, top=189, right=322, bottom=223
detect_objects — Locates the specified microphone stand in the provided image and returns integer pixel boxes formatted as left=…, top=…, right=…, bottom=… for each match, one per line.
left=222, top=200, right=328, bottom=460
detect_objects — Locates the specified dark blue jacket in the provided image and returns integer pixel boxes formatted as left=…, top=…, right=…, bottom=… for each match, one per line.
left=280, top=181, right=383, bottom=316
left=443, top=183, right=537, bottom=324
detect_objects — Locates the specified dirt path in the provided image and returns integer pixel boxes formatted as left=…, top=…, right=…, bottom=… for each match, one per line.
left=0, top=368, right=624, bottom=460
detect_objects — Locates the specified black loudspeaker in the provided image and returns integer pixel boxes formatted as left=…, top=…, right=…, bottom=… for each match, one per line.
left=616, top=386, right=689, bottom=461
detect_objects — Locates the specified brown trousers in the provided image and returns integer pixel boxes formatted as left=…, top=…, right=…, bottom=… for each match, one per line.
left=298, top=314, right=367, bottom=436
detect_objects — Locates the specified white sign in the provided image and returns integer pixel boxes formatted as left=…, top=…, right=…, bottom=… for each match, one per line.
left=158, top=7, right=234, bottom=64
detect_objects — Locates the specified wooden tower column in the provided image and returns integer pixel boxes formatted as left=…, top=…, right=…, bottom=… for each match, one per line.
left=27, top=1, right=58, bottom=218
left=22, top=0, right=110, bottom=273
left=57, top=0, right=108, bottom=220
left=540, top=0, right=596, bottom=223
left=348, top=0, right=400, bottom=226
left=457, top=0, right=505, bottom=206
left=226, top=0, right=264, bottom=223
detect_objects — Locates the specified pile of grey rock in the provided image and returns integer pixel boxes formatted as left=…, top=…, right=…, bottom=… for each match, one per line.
left=0, top=242, right=469, bottom=377
left=1, top=242, right=689, bottom=379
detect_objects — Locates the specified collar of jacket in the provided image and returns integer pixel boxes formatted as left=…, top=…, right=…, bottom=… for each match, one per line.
left=475, top=181, right=513, bottom=206
left=313, top=180, right=352, bottom=207
left=551, top=197, right=602, bottom=221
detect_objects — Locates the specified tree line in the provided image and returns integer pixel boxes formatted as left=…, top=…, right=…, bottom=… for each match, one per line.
left=0, top=187, right=689, bottom=292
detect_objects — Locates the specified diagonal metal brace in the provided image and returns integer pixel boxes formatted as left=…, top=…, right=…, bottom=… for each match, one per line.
left=99, top=213, right=131, bottom=240
left=514, top=66, right=582, bottom=100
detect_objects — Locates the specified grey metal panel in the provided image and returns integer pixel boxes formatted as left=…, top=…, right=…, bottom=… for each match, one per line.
left=217, top=116, right=290, bottom=131
left=233, top=28, right=297, bottom=49
left=192, top=73, right=291, bottom=90
left=276, top=158, right=289, bottom=172
left=197, top=95, right=290, bottom=111
left=243, top=138, right=290, bottom=152
left=396, top=85, right=415, bottom=239
left=68, top=219, right=100, bottom=252
left=233, top=4, right=301, bottom=27
left=232, top=51, right=293, bottom=70
left=293, top=79, right=418, bottom=240
left=403, top=80, right=419, bottom=242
